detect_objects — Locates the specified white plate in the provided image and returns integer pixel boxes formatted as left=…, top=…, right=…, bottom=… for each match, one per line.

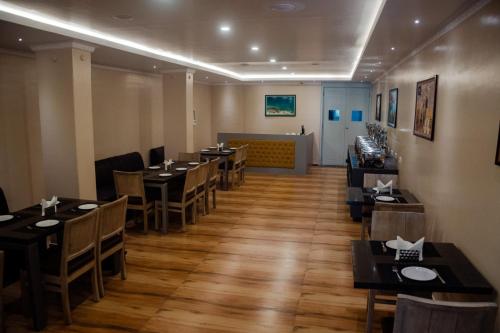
left=386, top=239, right=413, bottom=250
left=159, top=173, right=172, bottom=177
left=0, top=215, right=14, bottom=222
left=35, top=219, right=60, bottom=228
left=201, top=149, right=210, bottom=152
left=78, top=203, right=98, bottom=210
left=208, top=146, right=217, bottom=149
left=375, top=195, right=395, bottom=202
left=229, top=147, right=237, bottom=150
left=148, top=165, right=161, bottom=169
left=176, top=167, right=187, bottom=171
left=188, top=162, right=200, bottom=165
left=401, top=266, right=437, bottom=281
left=222, top=150, right=232, bottom=153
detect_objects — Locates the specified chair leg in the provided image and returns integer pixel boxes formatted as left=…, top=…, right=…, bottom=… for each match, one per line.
left=361, top=218, right=366, bottom=240
left=191, top=202, right=197, bottom=225
left=201, top=194, right=206, bottom=216
left=212, top=189, right=216, bottom=208
left=97, top=259, right=105, bottom=298
left=120, top=248, right=127, bottom=280
left=181, top=207, right=186, bottom=231
left=143, top=209, right=149, bottom=234
left=61, top=284, right=72, bottom=325
left=205, top=192, right=210, bottom=214
left=91, top=266, right=100, bottom=302
left=365, top=289, right=376, bottom=333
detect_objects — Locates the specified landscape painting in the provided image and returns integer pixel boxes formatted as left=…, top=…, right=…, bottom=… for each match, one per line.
left=387, top=88, right=398, bottom=128
left=265, top=95, right=296, bottom=117
left=414, top=75, right=438, bottom=141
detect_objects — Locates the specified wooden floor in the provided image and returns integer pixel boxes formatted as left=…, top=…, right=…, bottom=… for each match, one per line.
left=6, top=167, right=392, bottom=332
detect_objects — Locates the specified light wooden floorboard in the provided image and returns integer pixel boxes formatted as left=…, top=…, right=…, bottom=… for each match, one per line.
left=4, top=167, right=392, bottom=332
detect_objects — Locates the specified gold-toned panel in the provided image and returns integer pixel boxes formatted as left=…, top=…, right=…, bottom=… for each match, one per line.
left=229, top=139, right=295, bottom=169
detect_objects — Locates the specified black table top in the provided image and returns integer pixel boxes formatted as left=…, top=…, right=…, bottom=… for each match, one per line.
left=346, top=187, right=419, bottom=206
left=352, top=240, right=495, bottom=295
left=200, top=148, right=235, bottom=156
left=142, top=161, right=200, bottom=184
left=0, top=198, right=103, bottom=244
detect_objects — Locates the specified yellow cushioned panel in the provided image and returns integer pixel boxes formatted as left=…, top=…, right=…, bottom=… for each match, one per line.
left=228, top=139, right=295, bottom=169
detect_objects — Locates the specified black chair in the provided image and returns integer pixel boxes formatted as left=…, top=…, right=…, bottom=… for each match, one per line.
left=0, top=188, right=8, bottom=215
left=149, top=146, right=165, bottom=166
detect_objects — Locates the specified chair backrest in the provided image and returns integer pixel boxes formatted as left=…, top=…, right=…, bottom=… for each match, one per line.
left=0, top=187, right=8, bottom=214
left=375, top=202, right=425, bottom=213
left=183, top=167, right=199, bottom=202
left=363, top=173, right=399, bottom=188
left=149, top=146, right=165, bottom=166
left=232, top=147, right=243, bottom=167
left=98, top=195, right=128, bottom=242
left=241, top=144, right=249, bottom=162
left=178, top=152, right=201, bottom=162
left=196, top=162, right=210, bottom=190
left=393, top=294, right=497, bottom=333
left=371, top=211, right=425, bottom=242
left=61, top=210, right=99, bottom=274
left=113, top=171, right=146, bottom=201
left=208, top=158, right=220, bottom=183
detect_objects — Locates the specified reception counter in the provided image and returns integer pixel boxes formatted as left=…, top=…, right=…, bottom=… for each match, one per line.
left=217, top=132, right=314, bottom=174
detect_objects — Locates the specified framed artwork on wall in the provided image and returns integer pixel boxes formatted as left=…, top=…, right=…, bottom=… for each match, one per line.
left=495, top=121, right=500, bottom=166
left=265, top=95, right=296, bottom=117
left=387, top=88, right=398, bottom=128
left=414, top=75, right=438, bottom=141
left=375, top=94, right=382, bottom=121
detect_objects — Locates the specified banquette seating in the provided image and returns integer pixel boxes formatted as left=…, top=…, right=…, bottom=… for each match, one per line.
left=149, top=146, right=165, bottom=166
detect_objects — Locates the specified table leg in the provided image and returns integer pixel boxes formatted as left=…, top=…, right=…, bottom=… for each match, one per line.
left=25, top=243, right=47, bottom=331
left=223, top=157, right=229, bottom=191
left=365, top=289, right=375, bottom=333
left=161, top=183, right=168, bottom=233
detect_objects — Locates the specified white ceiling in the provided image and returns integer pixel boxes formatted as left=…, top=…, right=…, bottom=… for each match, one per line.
left=0, top=0, right=481, bottom=82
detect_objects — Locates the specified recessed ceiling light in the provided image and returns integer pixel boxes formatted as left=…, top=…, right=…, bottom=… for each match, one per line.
left=370, top=70, right=373, bottom=73
left=17, top=37, right=22, bottom=42
left=220, top=25, right=231, bottom=32
left=391, top=47, right=396, bottom=51
left=364, top=75, right=368, bottom=78
left=205, top=76, right=209, bottom=79
left=250, top=45, right=259, bottom=51
left=269, top=58, right=276, bottom=63
left=282, top=66, right=287, bottom=70
left=414, top=19, right=420, bottom=24
left=153, top=65, right=157, bottom=69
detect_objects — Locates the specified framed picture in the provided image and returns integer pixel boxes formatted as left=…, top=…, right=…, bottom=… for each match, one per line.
left=495, top=121, right=500, bottom=166
left=375, top=94, right=382, bottom=121
left=414, top=75, right=438, bottom=140
left=265, top=95, right=296, bottom=117
left=387, top=88, right=398, bottom=128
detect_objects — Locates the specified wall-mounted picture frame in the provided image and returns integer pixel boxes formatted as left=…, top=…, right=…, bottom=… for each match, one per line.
left=265, top=95, right=296, bottom=117
left=375, top=93, right=382, bottom=121
left=495, top=121, right=500, bottom=166
left=387, top=88, right=398, bottom=128
left=414, top=75, right=438, bottom=141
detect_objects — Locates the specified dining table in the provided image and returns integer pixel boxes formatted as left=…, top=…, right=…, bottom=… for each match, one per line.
left=0, top=198, right=104, bottom=331
left=200, top=147, right=235, bottom=191
left=346, top=187, right=420, bottom=221
left=142, top=160, right=201, bottom=233
left=351, top=240, right=495, bottom=333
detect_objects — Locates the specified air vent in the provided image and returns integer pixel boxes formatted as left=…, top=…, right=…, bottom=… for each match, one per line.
left=270, top=1, right=304, bottom=13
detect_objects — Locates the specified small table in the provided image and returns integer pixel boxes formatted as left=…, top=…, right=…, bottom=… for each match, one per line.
left=352, top=240, right=495, bottom=333
left=143, top=161, right=200, bottom=233
left=0, top=198, right=103, bottom=331
left=200, top=148, right=235, bottom=191
left=346, top=187, right=419, bottom=221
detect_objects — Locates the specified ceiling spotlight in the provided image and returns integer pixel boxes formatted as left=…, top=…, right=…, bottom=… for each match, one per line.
left=17, top=37, right=23, bottom=42
left=414, top=19, right=420, bottom=24
left=370, top=70, right=373, bottom=73
left=153, top=65, right=157, bottom=69
left=391, top=47, right=396, bottom=51
left=364, top=75, right=368, bottom=78
left=205, top=76, right=209, bottom=79
left=282, top=66, right=287, bottom=70
left=269, top=58, right=276, bottom=63
left=250, top=45, right=259, bottom=51
left=378, top=61, right=382, bottom=65
left=220, top=25, right=231, bottom=32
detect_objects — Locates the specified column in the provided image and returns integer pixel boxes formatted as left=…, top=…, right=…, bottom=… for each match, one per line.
left=32, top=42, right=97, bottom=199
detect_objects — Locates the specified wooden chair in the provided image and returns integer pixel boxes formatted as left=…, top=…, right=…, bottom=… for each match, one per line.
left=221, top=146, right=243, bottom=189
left=113, top=171, right=154, bottom=234
left=387, top=294, right=498, bottom=333
left=96, top=195, right=128, bottom=297
left=155, top=166, right=198, bottom=230
left=42, top=210, right=100, bottom=324
left=178, top=152, right=201, bottom=162
left=363, top=173, right=399, bottom=188
left=206, top=158, right=220, bottom=213
left=361, top=202, right=425, bottom=240
left=195, top=162, right=210, bottom=220
left=239, top=144, right=249, bottom=184
left=371, top=211, right=426, bottom=242
left=0, top=251, right=4, bottom=333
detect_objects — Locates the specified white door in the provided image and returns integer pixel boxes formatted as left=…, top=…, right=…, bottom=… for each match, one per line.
left=321, top=86, right=370, bottom=166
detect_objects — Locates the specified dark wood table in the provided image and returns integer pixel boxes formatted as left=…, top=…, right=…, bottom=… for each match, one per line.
left=0, top=198, right=103, bottom=331
left=200, top=148, right=235, bottom=191
left=346, top=187, right=420, bottom=221
left=143, top=161, right=200, bottom=233
left=352, top=240, right=495, bottom=332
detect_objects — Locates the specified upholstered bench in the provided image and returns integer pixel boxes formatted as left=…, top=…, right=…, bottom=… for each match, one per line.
left=228, top=139, right=295, bottom=169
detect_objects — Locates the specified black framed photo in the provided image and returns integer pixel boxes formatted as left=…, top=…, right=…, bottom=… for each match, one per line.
left=265, top=95, right=296, bottom=117
left=495, top=121, right=500, bottom=166
left=387, top=88, right=398, bottom=128
left=414, top=75, right=438, bottom=141
left=375, top=93, right=382, bottom=121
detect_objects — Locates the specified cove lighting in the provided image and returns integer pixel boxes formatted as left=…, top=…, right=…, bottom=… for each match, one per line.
left=0, top=0, right=385, bottom=82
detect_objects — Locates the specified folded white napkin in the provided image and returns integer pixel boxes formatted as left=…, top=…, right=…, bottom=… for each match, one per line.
left=41, top=195, right=58, bottom=216
left=376, top=180, right=393, bottom=194
left=395, top=236, right=425, bottom=261
left=164, top=159, right=174, bottom=170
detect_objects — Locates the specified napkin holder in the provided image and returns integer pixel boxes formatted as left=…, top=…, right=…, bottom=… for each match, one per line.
left=395, top=236, right=424, bottom=262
